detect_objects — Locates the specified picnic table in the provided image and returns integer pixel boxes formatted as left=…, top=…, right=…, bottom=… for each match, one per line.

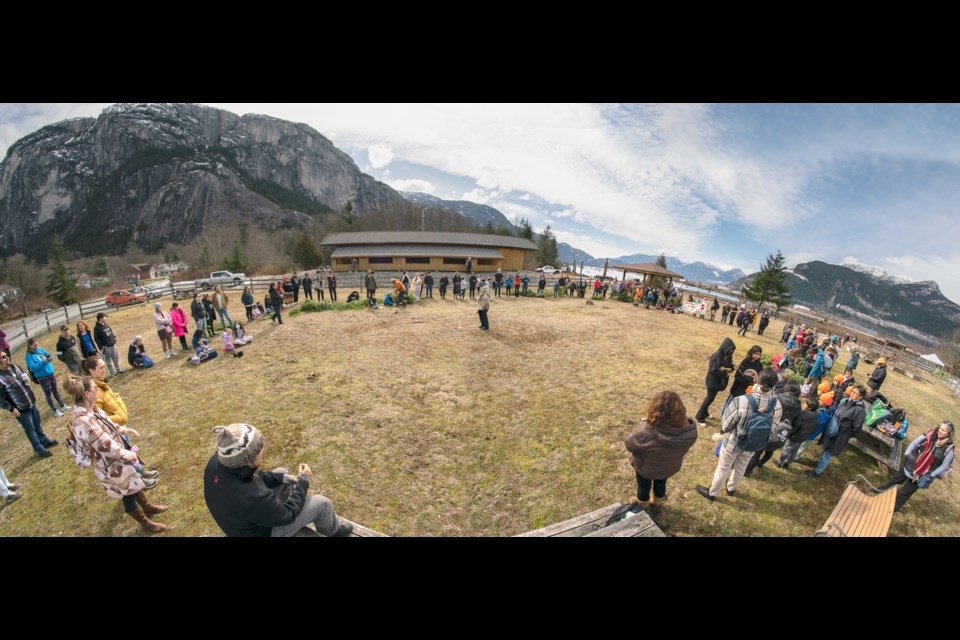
left=849, top=426, right=903, bottom=473
left=515, top=503, right=666, bottom=538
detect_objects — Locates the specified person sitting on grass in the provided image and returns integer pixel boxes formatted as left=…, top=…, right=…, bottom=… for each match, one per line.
left=127, top=336, right=155, bottom=369
left=346, top=291, right=360, bottom=303
left=192, top=329, right=218, bottom=363
left=232, top=322, right=252, bottom=346
left=221, top=331, right=244, bottom=358
left=202, top=422, right=353, bottom=537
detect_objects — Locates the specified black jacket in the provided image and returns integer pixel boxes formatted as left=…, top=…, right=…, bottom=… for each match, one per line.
left=93, top=322, right=117, bottom=349
left=729, top=354, right=763, bottom=398
left=777, top=391, right=802, bottom=425
left=705, top=337, right=736, bottom=391
left=868, top=365, right=887, bottom=390
left=203, top=454, right=309, bottom=537
left=202, top=299, right=216, bottom=320
left=788, top=409, right=821, bottom=443
left=191, top=299, right=205, bottom=322
left=269, top=289, right=283, bottom=306
left=819, top=398, right=866, bottom=455
left=302, top=276, right=313, bottom=291
left=424, top=274, right=433, bottom=285
left=128, top=343, right=145, bottom=366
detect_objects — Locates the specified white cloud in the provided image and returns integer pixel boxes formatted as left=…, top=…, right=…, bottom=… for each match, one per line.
left=519, top=193, right=532, bottom=201
left=367, top=143, right=394, bottom=168
left=387, top=178, right=435, bottom=194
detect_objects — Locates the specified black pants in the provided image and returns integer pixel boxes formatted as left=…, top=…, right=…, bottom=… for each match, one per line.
left=293, top=288, right=299, bottom=302
left=304, top=288, right=313, bottom=300
left=122, top=493, right=140, bottom=513
left=470, top=286, right=476, bottom=299
left=878, top=469, right=921, bottom=512
left=178, top=335, right=188, bottom=349
left=329, top=288, right=337, bottom=301
left=317, top=289, right=325, bottom=301
left=745, top=445, right=780, bottom=475
left=695, top=386, right=721, bottom=423
left=635, top=473, right=666, bottom=502
left=729, top=314, right=736, bottom=326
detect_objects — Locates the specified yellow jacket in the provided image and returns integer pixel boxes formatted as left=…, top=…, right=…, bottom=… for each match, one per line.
left=94, top=378, right=128, bottom=426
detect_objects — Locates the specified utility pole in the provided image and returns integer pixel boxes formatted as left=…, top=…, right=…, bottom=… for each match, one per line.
left=602, top=258, right=609, bottom=280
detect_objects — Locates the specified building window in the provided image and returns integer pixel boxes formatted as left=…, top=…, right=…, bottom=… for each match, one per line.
left=368, top=257, right=392, bottom=264
left=442, top=258, right=464, bottom=265
left=477, top=259, right=498, bottom=266
left=335, top=258, right=352, bottom=266
left=405, top=257, right=430, bottom=264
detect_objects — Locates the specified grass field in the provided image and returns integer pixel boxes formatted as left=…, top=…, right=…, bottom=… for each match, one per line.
left=1, top=292, right=957, bottom=537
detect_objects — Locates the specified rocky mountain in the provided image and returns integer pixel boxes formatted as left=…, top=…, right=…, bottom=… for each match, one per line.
left=585, top=253, right=745, bottom=284
left=400, top=191, right=592, bottom=266
left=0, top=103, right=404, bottom=254
left=730, top=260, right=960, bottom=342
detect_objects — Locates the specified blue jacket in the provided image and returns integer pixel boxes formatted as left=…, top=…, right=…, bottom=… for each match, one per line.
left=810, top=350, right=826, bottom=379
left=25, top=348, right=55, bottom=378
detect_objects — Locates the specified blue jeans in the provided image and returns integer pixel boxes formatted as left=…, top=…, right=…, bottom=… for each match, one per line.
left=217, top=308, right=233, bottom=329
left=16, top=405, right=52, bottom=453
left=478, top=308, right=489, bottom=329
left=815, top=450, right=834, bottom=474
left=196, top=318, right=206, bottom=333
left=425, top=284, right=433, bottom=298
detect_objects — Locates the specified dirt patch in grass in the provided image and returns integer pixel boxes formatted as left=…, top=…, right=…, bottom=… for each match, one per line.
left=1, top=296, right=957, bottom=536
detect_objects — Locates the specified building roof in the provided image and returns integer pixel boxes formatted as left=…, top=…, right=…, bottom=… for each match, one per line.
left=612, top=262, right=686, bottom=279
left=123, top=263, right=155, bottom=273
left=331, top=245, right=503, bottom=259
left=321, top=231, right=536, bottom=251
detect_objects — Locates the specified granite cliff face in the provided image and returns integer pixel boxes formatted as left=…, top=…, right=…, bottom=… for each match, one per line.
left=0, top=103, right=404, bottom=253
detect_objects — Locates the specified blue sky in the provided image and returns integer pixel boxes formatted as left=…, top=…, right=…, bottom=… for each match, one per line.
left=2, top=103, right=960, bottom=303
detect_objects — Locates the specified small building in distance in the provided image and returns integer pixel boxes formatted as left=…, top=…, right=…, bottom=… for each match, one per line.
left=71, top=273, right=92, bottom=288
left=121, top=263, right=158, bottom=282
left=320, top=231, right=537, bottom=272
left=0, top=284, right=20, bottom=309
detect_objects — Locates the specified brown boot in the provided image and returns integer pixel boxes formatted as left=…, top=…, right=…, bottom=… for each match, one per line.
left=648, top=494, right=663, bottom=514
left=629, top=495, right=650, bottom=510
left=135, top=492, right=168, bottom=515
left=127, top=505, right=167, bottom=533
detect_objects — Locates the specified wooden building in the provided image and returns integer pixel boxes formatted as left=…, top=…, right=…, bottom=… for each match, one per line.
left=121, top=263, right=158, bottom=282
left=320, top=231, right=537, bottom=272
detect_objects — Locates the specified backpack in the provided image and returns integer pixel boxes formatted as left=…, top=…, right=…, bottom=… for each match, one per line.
left=736, top=395, right=777, bottom=452
left=28, top=369, right=38, bottom=384
left=604, top=503, right=642, bottom=527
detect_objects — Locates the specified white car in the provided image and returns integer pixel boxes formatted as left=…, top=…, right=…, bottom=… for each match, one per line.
left=536, top=265, right=560, bottom=274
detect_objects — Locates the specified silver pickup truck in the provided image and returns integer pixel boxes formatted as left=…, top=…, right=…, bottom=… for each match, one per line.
left=195, top=271, right=246, bottom=289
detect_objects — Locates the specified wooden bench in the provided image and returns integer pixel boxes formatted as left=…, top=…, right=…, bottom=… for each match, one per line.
left=515, top=502, right=666, bottom=538
left=814, top=475, right=896, bottom=537
left=849, top=426, right=903, bottom=473
left=295, top=516, right=388, bottom=537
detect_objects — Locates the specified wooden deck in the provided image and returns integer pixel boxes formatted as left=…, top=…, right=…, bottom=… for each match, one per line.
left=515, top=502, right=666, bottom=538
left=295, top=516, right=388, bottom=537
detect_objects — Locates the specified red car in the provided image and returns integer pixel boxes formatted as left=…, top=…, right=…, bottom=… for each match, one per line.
left=105, top=289, right=147, bottom=307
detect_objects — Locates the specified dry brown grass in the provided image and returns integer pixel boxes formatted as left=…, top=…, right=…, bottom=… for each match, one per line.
left=1, top=294, right=957, bottom=536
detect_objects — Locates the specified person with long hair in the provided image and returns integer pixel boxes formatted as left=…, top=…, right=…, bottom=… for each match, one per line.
left=241, top=286, right=255, bottom=321
left=152, top=302, right=177, bottom=359
left=25, top=338, right=70, bottom=417
left=81, top=355, right=158, bottom=481
left=268, top=284, right=283, bottom=324
left=63, top=374, right=168, bottom=533
left=76, top=320, right=100, bottom=359
left=876, top=421, right=954, bottom=511
left=624, top=391, right=698, bottom=512
left=170, top=302, right=190, bottom=351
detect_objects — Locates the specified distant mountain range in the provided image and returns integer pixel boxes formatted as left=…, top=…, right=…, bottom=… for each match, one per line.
left=729, top=260, right=960, bottom=343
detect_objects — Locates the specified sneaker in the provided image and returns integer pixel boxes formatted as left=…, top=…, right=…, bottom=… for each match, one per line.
left=6, top=483, right=19, bottom=491
left=695, top=485, right=716, bottom=502
left=805, top=470, right=821, bottom=478
left=60, top=404, right=72, bottom=411
left=141, top=477, right=158, bottom=490
left=116, top=369, right=124, bottom=374
left=43, top=439, right=58, bottom=448
left=331, top=522, right=354, bottom=537
left=36, top=449, right=53, bottom=458
left=697, top=421, right=707, bottom=428
left=5, top=491, right=22, bottom=503
left=140, top=468, right=159, bottom=479
left=53, top=409, right=63, bottom=418
left=165, top=353, right=172, bottom=359
left=726, top=489, right=737, bottom=497
left=773, top=460, right=785, bottom=469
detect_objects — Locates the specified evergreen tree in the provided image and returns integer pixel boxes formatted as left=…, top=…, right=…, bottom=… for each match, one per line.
left=339, top=200, right=355, bottom=227
left=46, top=236, right=77, bottom=305
left=292, top=233, right=321, bottom=269
left=92, top=257, right=108, bottom=277
left=482, top=220, right=495, bottom=234
left=517, top=217, right=534, bottom=240
left=238, top=222, right=249, bottom=250
left=742, top=250, right=791, bottom=310
left=222, top=242, right=248, bottom=272
left=536, top=225, right=559, bottom=266
left=651, top=253, right=669, bottom=289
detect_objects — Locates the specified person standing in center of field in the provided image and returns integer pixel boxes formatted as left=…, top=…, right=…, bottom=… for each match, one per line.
left=413, top=272, right=423, bottom=302
left=477, top=278, right=491, bottom=330
left=327, top=273, right=337, bottom=302
left=170, top=302, right=190, bottom=350
left=624, top=391, right=698, bottom=513
left=538, top=273, right=546, bottom=297
left=469, top=273, right=477, bottom=300
left=695, top=337, right=736, bottom=427
left=438, top=273, right=449, bottom=299
left=26, top=338, right=70, bottom=417
left=424, top=272, right=434, bottom=299
left=452, top=272, right=462, bottom=300
left=494, top=268, right=503, bottom=297
left=94, top=312, right=122, bottom=376
left=466, top=256, right=473, bottom=274
left=268, top=284, right=284, bottom=324
left=729, top=345, right=763, bottom=399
